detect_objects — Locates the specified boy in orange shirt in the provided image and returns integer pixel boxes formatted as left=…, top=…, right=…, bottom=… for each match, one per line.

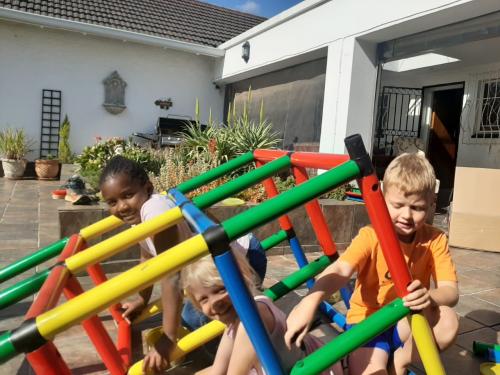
left=284, top=153, right=459, bottom=375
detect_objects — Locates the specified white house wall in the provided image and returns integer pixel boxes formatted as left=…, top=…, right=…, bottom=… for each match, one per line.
left=0, top=21, right=224, bottom=157
left=219, top=0, right=500, bottom=155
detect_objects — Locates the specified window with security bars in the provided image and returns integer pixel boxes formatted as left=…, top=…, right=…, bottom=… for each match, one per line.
left=476, top=79, right=500, bottom=137
left=374, top=86, right=422, bottom=156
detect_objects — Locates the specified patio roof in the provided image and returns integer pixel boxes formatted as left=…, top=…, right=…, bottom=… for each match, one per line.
left=0, top=0, right=266, bottom=47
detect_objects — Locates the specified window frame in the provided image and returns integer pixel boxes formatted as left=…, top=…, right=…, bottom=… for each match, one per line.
left=474, top=78, right=500, bottom=138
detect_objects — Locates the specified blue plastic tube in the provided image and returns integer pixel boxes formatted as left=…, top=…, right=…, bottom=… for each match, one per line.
left=213, top=250, right=285, bottom=375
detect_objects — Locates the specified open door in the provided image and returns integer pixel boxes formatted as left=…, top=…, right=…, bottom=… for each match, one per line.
left=426, top=86, right=464, bottom=210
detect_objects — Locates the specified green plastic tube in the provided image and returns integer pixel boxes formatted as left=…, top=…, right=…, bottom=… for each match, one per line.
left=192, top=156, right=291, bottom=210
left=473, top=341, right=500, bottom=356
left=0, top=269, right=51, bottom=310
left=264, top=255, right=332, bottom=301
left=177, top=152, right=255, bottom=194
left=0, top=238, right=68, bottom=284
left=260, top=230, right=288, bottom=251
left=0, top=331, right=16, bottom=364
left=222, top=160, right=360, bottom=241
left=291, top=298, right=410, bottom=375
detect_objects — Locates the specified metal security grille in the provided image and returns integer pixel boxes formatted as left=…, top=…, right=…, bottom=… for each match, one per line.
left=374, top=86, right=422, bottom=156
left=40, top=89, right=62, bottom=158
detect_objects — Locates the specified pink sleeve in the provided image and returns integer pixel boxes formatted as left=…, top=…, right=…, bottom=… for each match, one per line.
left=141, top=196, right=175, bottom=222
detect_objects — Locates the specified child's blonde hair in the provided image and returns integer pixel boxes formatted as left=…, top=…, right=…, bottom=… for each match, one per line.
left=181, top=250, right=258, bottom=309
left=383, top=152, right=436, bottom=197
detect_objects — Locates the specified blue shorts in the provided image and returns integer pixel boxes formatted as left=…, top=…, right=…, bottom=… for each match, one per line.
left=345, top=324, right=403, bottom=354
left=246, top=235, right=267, bottom=282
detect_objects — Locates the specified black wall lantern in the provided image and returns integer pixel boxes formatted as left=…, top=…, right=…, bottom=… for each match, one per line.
left=242, top=41, right=250, bottom=63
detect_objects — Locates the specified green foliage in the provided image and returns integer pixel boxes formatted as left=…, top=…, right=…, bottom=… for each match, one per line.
left=181, top=93, right=281, bottom=168
left=0, top=127, right=34, bottom=160
left=274, top=175, right=295, bottom=193
left=75, top=137, right=160, bottom=189
left=321, top=183, right=353, bottom=200
left=58, top=115, right=73, bottom=163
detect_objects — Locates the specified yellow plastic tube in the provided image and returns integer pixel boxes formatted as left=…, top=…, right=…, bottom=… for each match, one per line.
left=128, top=320, right=226, bottom=375
left=170, top=320, right=226, bottom=358
left=66, top=207, right=184, bottom=274
left=79, top=215, right=124, bottom=241
left=36, top=234, right=209, bottom=339
left=410, top=313, right=446, bottom=375
left=133, top=299, right=162, bottom=325
left=480, top=362, right=500, bottom=375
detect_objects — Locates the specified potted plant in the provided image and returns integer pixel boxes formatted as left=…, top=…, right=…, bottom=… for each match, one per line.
left=35, top=153, right=60, bottom=180
left=0, top=128, right=33, bottom=179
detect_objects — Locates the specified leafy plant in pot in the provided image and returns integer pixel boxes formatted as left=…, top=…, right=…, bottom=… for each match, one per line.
left=35, top=153, right=60, bottom=180
left=0, top=128, right=33, bottom=179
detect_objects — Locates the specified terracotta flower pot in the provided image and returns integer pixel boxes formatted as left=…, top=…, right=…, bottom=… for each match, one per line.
left=35, top=159, right=60, bottom=180
left=1, top=158, right=27, bottom=179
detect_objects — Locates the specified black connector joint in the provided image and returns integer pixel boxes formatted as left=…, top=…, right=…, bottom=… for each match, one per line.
left=202, top=225, right=231, bottom=258
left=10, top=318, right=47, bottom=353
left=344, top=134, right=374, bottom=178
left=285, top=227, right=296, bottom=239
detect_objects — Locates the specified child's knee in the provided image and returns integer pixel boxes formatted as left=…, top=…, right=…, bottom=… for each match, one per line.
left=432, top=307, right=459, bottom=350
left=349, top=347, right=389, bottom=375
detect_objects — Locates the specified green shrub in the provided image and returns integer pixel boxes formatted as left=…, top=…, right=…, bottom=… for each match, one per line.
left=75, top=137, right=160, bottom=189
left=58, top=115, right=74, bottom=163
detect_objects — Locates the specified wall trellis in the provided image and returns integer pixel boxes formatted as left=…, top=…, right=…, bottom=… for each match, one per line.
left=40, top=89, right=62, bottom=158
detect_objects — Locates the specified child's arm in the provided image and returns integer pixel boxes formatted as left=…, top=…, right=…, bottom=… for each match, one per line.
left=142, top=275, right=183, bottom=373
left=196, top=330, right=235, bottom=375
left=403, top=279, right=458, bottom=310
left=142, top=225, right=186, bottom=372
left=404, top=233, right=459, bottom=310
left=226, top=302, right=276, bottom=374
left=121, top=249, right=153, bottom=320
left=285, top=259, right=354, bottom=349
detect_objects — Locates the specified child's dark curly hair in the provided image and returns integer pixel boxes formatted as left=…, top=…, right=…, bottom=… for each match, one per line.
left=99, top=155, right=149, bottom=187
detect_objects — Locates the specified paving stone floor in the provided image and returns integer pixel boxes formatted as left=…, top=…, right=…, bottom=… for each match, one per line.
left=0, top=176, right=499, bottom=374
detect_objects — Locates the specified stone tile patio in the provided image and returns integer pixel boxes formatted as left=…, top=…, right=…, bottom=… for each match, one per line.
left=0, top=175, right=499, bottom=374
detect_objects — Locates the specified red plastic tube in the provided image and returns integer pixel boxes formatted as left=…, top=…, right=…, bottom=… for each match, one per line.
left=63, top=276, right=127, bottom=375
left=25, top=234, right=84, bottom=318
left=253, top=149, right=288, bottom=163
left=86, top=263, right=131, bottom=365
left=254, top=149, right=349, bottom=170
left=26, top=342, right=71, bottom=375
left=255, top=160, right=293, bottom=231
left=26, top=265, right=68, bottom=318
left=292, top=166, right=337, bottom=257
left=24, top=234, right=86, bottom=374
left=86, top=263, right=125, bottom=323
left=360, top=173, right=411, bottom=297
left=291, top=153, right=349, bottom=170
left=117, top=319, right=132, bottom=366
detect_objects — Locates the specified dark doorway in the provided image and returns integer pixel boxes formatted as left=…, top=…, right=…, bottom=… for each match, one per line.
left=427, top=86, right=463, bottom=210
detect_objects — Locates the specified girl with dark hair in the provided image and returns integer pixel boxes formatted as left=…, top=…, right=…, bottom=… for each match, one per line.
left=100, top=155, right=267, bottom=373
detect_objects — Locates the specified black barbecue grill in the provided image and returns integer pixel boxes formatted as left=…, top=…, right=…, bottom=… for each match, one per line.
left=133, top=116, right=206, bottom=148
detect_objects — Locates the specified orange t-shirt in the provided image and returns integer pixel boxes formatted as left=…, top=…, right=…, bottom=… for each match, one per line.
left=339, top=224, right=457, bottom=324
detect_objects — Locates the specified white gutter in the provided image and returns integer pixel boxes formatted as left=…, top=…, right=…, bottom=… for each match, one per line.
left=218, top=0, right=330, bottom=49
left=0, top=7, right=225, bottom=57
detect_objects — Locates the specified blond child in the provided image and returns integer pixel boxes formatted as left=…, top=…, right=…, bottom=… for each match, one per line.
left=181, top=252, right=343, bottom=375
left=285, top=153, right=459, bottom=375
